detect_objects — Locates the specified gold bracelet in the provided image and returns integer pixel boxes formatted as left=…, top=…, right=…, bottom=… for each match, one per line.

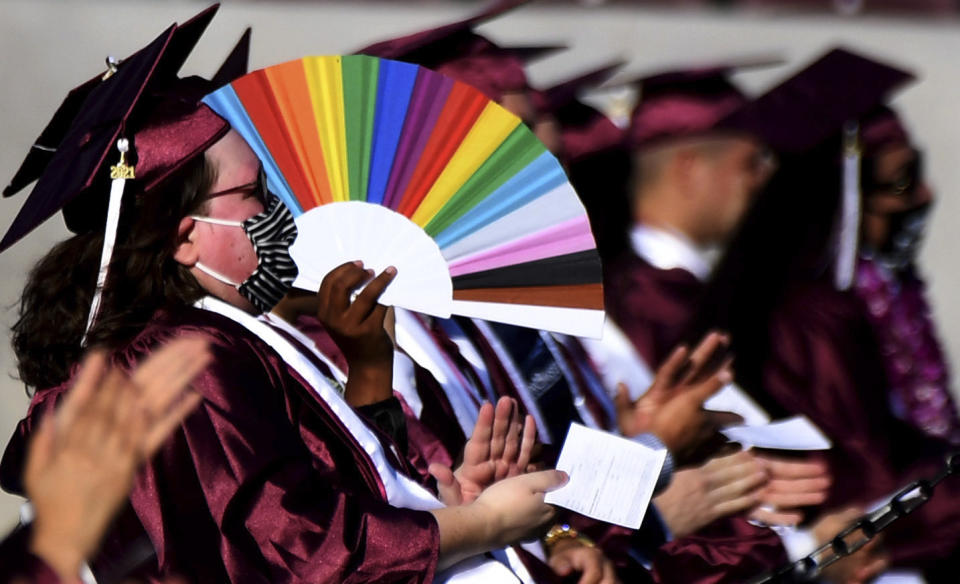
left=543, top=523, right=595, bottom=550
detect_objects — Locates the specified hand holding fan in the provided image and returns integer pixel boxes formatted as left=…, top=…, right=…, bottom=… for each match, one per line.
left=203, top=55, right=604, bottom=337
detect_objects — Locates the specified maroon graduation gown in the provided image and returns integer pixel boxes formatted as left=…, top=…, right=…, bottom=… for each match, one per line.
left=603, top=250, right=789, bottom=582
left=0, top=306, right=439, bottom=584
left=603, top=251, right=706, bottom=367
left=760, top=280, right=960, bottom=569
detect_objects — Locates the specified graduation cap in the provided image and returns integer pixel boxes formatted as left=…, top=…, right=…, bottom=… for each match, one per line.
left=717, top=48, right=914, bottom=154
left=354, top=0, right=530, bottom=61
left=1, top=4, right=240, bottom=340
left=860, top=105, right=911, bottom=156
left=535, top=59, right=626, bottom=116
left=211, top=27, right=252, bottom=90
left=356, top=0, right=562, bottom=101
left=530, top=60, right=627, bottom=163
left=431, top=40, right=565, bottom=102
left=1, top=4, right=234, bottom=251
left=623, top=57, right=783, bottom=150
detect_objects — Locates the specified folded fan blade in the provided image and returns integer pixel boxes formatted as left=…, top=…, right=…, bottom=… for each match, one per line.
left=342, top=55, right=379, bottom=202
left=448, top=215, right=596, bottom=276
left=367, top=60, right=419, bottom=205
left=424, top=127, right=547, bottom=238
left=382, top=71, right=454, bottom=210
left=304, top=56, right=349, bottom=201
left=432, top=152, right=567, bottom=248
left=264, top=60, right=334, bottom=207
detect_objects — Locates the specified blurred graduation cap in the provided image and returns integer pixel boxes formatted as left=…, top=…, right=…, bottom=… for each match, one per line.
left=685, top=47, right=918, bottom=352
left=355, top=0, right=531, bottom=62
left=718, top=47, right=914, bottom=154
left=619, top=56, right=783, bottom=150
left=356, top=0, right=563, bottom=101
left=532, top=60, right=627, bottom=163
left=535, top=59, right=626, bottom=116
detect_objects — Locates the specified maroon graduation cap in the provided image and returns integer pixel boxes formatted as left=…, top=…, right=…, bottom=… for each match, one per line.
left=531, top=60, right=628, bottom=163
left=431, top=40, right=565, bottom=101
left=356, top=0, right=562, bottom=101
left=354, top=0, right=530, bottom=61
left=536, top=59, right=626, bottom=115
left=623, top=57, right=783, bottom=150
left=717, top=48, right=914, bottom=154
left=0, top=5, right=242, bottom=252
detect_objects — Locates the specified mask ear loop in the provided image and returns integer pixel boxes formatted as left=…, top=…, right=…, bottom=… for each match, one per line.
left=82, top=137, right=135, bottom=345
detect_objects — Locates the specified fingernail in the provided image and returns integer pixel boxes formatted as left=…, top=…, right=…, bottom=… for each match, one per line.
left=385, top=266, right=397, bottom=275
left=352, top=260, right=363, bottom=266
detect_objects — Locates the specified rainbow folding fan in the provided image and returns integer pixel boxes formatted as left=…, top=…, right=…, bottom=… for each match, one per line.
left=203, top=55, right=603, bottom=337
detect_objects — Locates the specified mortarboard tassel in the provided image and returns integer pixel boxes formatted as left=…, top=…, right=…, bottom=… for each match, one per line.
left=82, top=138, right=135, bottom=345
left=834, top=122, right=861, bottom=291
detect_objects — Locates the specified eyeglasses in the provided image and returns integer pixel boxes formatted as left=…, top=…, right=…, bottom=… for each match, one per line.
left=205, top=166, right=269, bottom=205
left=863, top=149, right=922, bottom=198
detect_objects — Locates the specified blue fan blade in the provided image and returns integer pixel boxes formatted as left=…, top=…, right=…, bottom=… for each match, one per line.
left=366, top=60, right=419, bottom=205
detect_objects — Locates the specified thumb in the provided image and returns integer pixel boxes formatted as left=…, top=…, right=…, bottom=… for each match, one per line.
left=429, top=463, right=462, bottom=505
left=524, top=469, right=570, bottom=494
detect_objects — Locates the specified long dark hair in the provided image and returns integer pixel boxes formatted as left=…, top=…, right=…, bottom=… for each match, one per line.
left=12, top=155, right=216, bottom=392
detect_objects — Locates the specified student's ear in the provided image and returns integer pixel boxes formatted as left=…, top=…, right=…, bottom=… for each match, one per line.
left=172, top=217, right=199, bottom=267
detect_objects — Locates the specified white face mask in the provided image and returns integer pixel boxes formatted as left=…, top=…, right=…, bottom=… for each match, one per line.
left=189, top=195, right=299, bottom=312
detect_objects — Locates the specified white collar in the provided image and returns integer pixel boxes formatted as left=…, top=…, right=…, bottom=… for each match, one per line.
left=630, top=224, right=716, bottom=281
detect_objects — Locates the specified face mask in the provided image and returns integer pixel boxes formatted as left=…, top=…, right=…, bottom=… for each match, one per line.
left=876, top=201, right=931, bottom=272
left=190, top=195, right=299, bottom=312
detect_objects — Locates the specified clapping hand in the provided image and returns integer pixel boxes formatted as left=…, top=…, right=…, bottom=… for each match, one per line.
left=429, top=397, right=536, bottom=506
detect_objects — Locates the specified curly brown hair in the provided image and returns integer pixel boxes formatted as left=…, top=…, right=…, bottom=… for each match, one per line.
left=12, top=155, right=217, bottom=392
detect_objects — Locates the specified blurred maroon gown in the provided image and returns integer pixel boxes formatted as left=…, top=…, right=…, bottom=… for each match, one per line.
left=604, top=249, right=789, bottom=584
left=760, top=280, right=960, bottom=571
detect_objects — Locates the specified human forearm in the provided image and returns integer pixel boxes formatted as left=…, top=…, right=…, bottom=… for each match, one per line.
left=430, top=504, right=500, bottom=571
left=343, top=357, right=394, bottom=406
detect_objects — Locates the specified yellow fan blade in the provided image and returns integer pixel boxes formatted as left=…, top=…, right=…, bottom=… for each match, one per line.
left=304, top=56, right=349, bottom=202
left=410, top=103, right=521, bottom=226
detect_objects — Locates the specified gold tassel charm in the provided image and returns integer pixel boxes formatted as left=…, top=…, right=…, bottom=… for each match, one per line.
left=109, top=138, right=135, bottom=180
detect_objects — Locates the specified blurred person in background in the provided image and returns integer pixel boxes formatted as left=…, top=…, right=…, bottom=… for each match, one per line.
left=689, top=47, right=960, bottom=579
left=854, top=105, right=960, bottom=445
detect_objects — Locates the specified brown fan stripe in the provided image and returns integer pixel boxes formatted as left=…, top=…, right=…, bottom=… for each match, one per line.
left=452, top=284, right=604, bottom=310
